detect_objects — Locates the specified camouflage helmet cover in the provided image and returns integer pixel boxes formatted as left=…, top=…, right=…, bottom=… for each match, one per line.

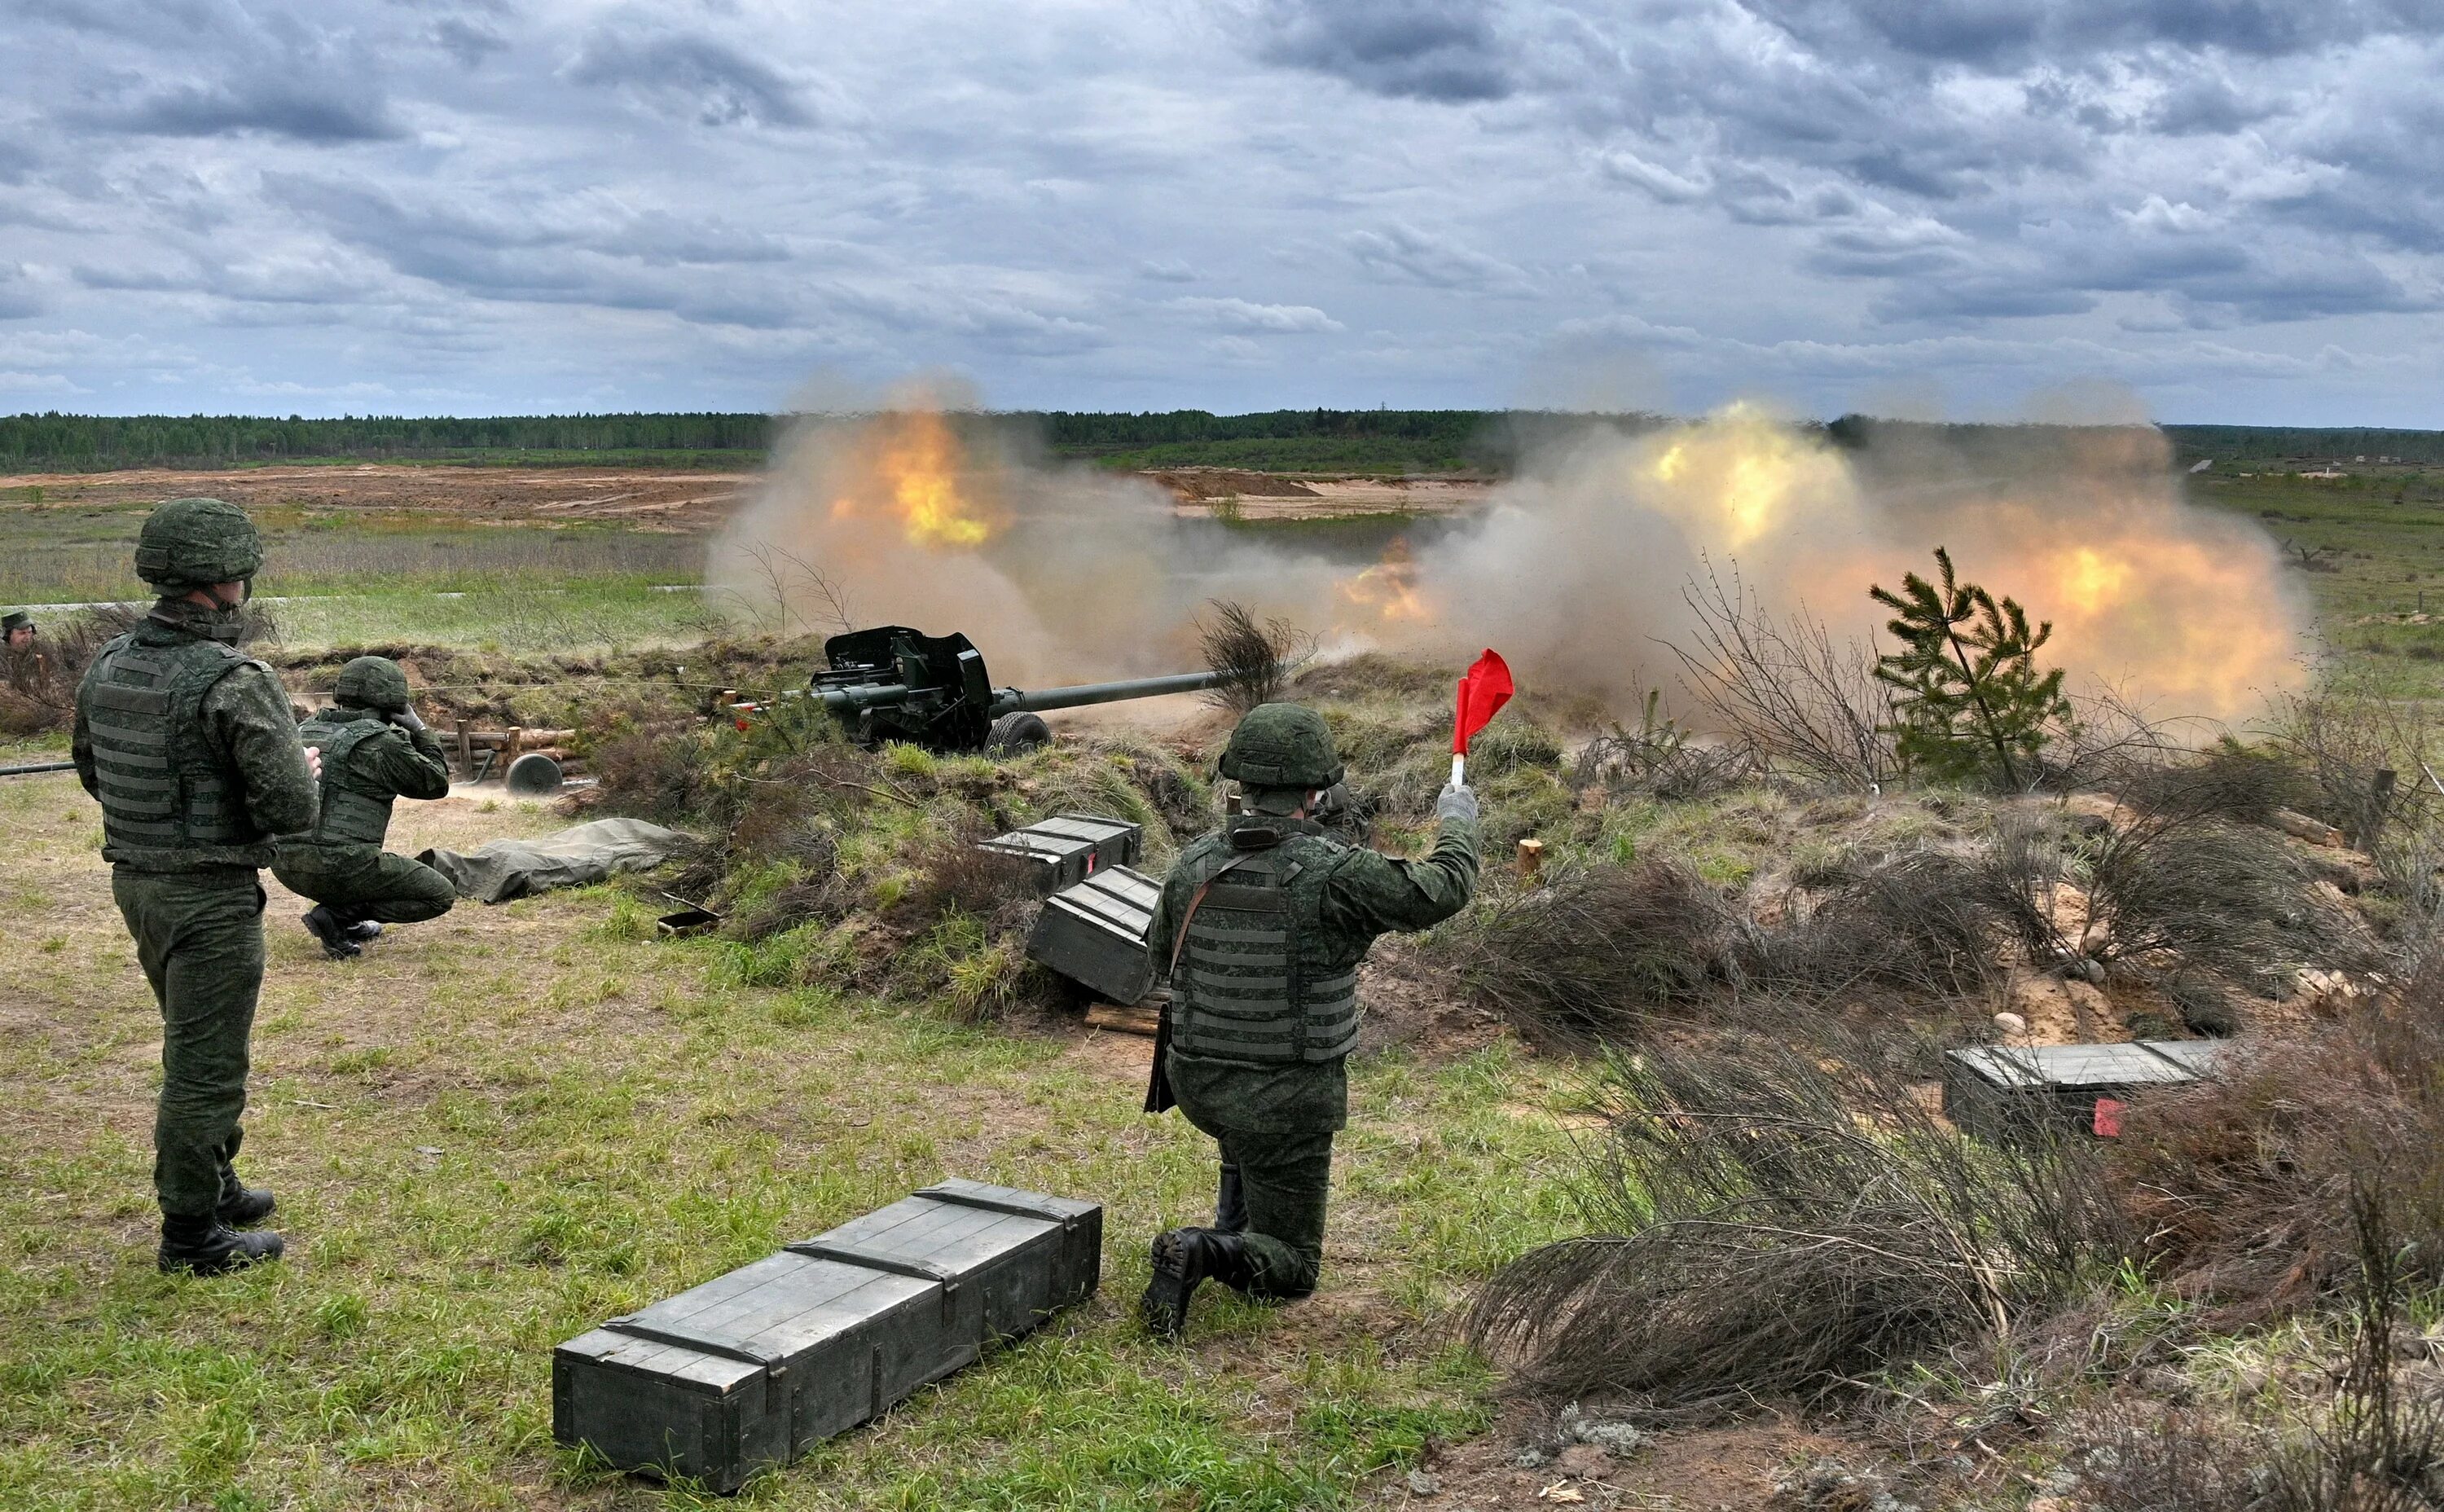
left=133, top=497, right=265, bottom=590
left=1218, top=701, right=1344, bottom=790
left=332, top=655, right=411, bottom=712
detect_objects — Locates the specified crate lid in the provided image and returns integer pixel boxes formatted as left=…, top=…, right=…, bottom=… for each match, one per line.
left=977, top=813, right=1141, bottom=864
left=561, top=1249, right=935, bottom=1392
left=1947, top=1039, right=2221, bottom=1092
left=1043, top=864, right=1160, bottom=938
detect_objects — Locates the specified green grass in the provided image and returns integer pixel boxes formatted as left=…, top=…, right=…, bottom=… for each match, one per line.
left=0, top=778, right=1576, bottom=1510
left=2191, top=466, right=2444, bottom=697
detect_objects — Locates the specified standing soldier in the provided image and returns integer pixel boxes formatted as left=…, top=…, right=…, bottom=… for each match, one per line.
left=73, top=498, right=319, bottom=1276
left=1140, top=702, right=1479, bottom=1338
left=275, top=655, right=456, bottom=959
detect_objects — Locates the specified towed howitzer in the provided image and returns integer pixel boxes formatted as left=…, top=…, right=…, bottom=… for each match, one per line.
left=745, top=626, right=1232, bottom=754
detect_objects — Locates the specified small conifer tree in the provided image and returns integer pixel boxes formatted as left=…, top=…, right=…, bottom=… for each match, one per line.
left=1870, top=547, right=2069, bottom=787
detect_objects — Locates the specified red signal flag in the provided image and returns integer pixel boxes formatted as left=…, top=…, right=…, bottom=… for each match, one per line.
left=1453, top=649, right=1514, bottom=755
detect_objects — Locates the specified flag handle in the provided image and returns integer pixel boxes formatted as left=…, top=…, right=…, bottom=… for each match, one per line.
left=1451, top=753, right=1465, bottom=786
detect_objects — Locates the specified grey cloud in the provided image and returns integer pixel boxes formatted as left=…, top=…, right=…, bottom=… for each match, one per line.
left=1597, top=149, right=1708, bottom=204
left=1171, top=297, right=1343, bottom=332
left=1343, top=222, right=1534, bottom=292
left=1255, top=0, right=1513, bottom=102
left=432, top=16, right=508, bottom=67
left=1748, top=0, right=2435, bottom=67
left=1135, top=258, right=1198, bottom=282
left=89, top=78, right=405, bottom=142
left=563, top=28, right=814, bottom=128
left=0, top=264, right=47, bottom=319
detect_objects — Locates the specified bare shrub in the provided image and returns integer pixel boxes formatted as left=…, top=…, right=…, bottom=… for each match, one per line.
left=2108, top=1004, right=2444, bottom=1321
left=2083, top=807, right=2371, bottom=1001
left=2075, top=1185, right=2444, bottom=1511
left=887, top=819, right=1040, bottom=935
left=1570, top=691, right=1754, bottom=803
left=1668, top=562, right=1898, bottom=793
left=2275, top=681, right=2440, bottom=855
left=2113, top=741, right=2314, bottom=828
left=1466, top=1031, right=2126, bottom=1410
left=1444, top=859, right=1735, bottom=1045
left=1197, top=599, right=1310, bottom=714
left=1746, top=849, right=2015, bottom=1004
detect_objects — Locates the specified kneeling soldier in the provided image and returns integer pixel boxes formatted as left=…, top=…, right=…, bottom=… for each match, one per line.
left=1141, top=701, right=1479, bottom=1337
left=274, top=656, right=456, bottom=958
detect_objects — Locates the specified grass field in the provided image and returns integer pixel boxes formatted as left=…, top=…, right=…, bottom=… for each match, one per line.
left=0, top=781, right=1576, bottom=1510
left=5, top=451, right=2441, bottom=1510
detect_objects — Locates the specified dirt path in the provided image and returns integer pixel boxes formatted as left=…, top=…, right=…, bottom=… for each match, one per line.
left=0, top=464, right=753, bottom=530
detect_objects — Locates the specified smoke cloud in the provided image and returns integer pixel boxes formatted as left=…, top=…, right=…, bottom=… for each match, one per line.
left=711, top=397, right=2312, bottom=727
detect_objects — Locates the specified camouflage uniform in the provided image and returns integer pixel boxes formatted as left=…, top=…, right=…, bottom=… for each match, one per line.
left=273, top=657, right=455, bottom=955
left=1141, top=703, right=1478, bottom=1334
left=72, top=499, right=317, bottom=1272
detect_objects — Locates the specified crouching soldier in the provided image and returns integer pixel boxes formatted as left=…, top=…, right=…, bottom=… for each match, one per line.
left=1140, top=702, right=1479, bottom=1338
left=274, top=656, right=456, bottom=958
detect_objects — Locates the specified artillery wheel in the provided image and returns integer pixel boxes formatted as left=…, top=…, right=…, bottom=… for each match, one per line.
left=986, top=711, right=1052, bottom=755
left=504, top=752, right=565, bottom=795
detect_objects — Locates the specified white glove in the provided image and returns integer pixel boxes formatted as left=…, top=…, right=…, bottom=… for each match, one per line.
left=303, top=745, right=323, bottom=779
left=1436, top=783, right=1478, bottom=824
left=391, top=705, right=427, bottom=733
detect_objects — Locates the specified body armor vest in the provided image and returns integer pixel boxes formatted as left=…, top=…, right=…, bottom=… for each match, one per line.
left=82, top=627, right=270, bottom=869
left=1170, top=828, right=1362, bottom=1066
left=294, top=710, right=398, bottom=847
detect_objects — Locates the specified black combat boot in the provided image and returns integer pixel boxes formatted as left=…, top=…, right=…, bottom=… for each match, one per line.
left=1141, top=1227, right=1251, bottom=1339
left=159, top=1213, right=284, bottom=1276
left=1214, top=1163, right=1247, bottom=1234
left=302, top=906, right=360, bottom=960
left=216, top=1167, right=276, bottom=1228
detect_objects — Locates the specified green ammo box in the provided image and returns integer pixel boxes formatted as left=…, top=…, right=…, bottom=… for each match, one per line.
left=552, top=1179, right=1102, bottom=1492
left=976, top=813, right=1142, bottom=894
left=1941, top=1040, right=2222, bottom=1144
left=1027, top=864, right=1162, bottom=1004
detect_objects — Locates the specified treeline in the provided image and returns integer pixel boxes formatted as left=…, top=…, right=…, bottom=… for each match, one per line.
left=8, top=408, right=2441, bottom=475
left=0, top=412, right=776, bottom=471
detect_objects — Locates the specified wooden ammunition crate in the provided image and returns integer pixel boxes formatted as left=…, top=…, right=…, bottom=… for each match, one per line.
left=1028, top=864, right=1162, bottom=1004
left=552, top=1179, right=1101, bottom=1491
left=976, top=813, right=1143, bottom=894
left=1942, top=1040, right=2222, bottom=1143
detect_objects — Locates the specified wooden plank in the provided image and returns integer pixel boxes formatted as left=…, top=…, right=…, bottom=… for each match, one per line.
left=1084, top=1003, right=1160, bottom=1036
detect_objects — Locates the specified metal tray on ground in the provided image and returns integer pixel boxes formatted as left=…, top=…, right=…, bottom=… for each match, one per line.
left=552, top=1178, right=1102, bottom=1491
left=976, top=813, right=1143, bottom=894
left=1942, top=1040, right=2222, bottom=1143
left=1027, top=863, right=1162, bottom=1003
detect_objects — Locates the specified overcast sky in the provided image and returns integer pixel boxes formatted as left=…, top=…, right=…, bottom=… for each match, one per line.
left=4, top=0, right=2441, bottom=424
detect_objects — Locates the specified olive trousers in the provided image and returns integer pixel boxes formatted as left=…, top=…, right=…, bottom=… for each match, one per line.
left=273, top=846, right=457, bottom=925
left=1176, top=1111, right=1336, bottom=1300
left=111, top=868, right=265, bottom=1219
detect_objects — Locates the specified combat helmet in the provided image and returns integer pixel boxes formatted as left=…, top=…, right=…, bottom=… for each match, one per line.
left=332, top=655, right=411, bottom=712
left=1218, top=702, right=1343, bottom=790
left=133, top=498, right=264, bottom=592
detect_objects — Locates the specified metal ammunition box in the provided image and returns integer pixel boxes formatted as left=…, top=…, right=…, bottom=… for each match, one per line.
left=552, top=1179, right=1101, bottom=1492
left=976, top=813, right=1143, bottom=894
left=1942, top=1040, right=2221, bottom=1144
left=1027, top=864, right=1161, bottom=1003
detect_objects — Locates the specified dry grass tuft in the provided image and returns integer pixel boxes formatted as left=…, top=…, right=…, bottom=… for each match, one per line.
left=1466, top=1031, right=2125, bottom=1411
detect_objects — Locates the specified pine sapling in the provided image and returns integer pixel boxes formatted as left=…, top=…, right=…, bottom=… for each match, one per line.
left=1870, top=547, right=2070, bottom=787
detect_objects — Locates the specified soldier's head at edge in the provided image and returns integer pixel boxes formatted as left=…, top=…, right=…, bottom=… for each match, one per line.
left=134, top=498, right=265, bottom=611
left=332, top=656, right=412, bottom=714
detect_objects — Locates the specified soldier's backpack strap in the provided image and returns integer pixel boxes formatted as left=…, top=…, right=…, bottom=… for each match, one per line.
left=1166, top=851, right=1258, bottom=982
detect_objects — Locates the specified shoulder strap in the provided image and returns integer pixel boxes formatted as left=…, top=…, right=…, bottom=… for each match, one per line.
left=1166, top=851, right=1259, bottom=980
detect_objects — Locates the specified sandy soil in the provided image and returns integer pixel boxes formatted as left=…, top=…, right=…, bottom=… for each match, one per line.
left=2, top=463, right=1497, bottom=529
left=0, top=464, right=754, bottom=531
left=1148, top=468, right=1493, bottom=518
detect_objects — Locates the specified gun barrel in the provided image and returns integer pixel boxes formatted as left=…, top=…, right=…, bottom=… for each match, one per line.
left=991, top=670, right=1228, bottom=716
left=811, top=683, right=919, bottom=711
